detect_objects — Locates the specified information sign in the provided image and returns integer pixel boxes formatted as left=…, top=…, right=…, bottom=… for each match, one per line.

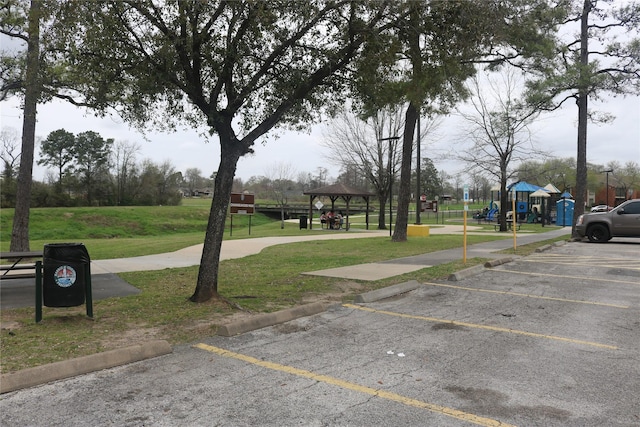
left=230, top=192, right=255, bottom=215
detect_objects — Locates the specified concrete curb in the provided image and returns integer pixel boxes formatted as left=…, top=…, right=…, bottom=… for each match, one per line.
left=448, top=265, right=485, bottom=281
left=217, top=301, right=330, bottom=337
left=353, top=280, right=423, bottom=303
left=484, top=257, right=515, bottom=268
left=1, top=340, right=172, bottom=394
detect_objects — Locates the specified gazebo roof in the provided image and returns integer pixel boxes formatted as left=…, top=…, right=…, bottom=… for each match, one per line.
left=303, top=183, right=374, bottom=197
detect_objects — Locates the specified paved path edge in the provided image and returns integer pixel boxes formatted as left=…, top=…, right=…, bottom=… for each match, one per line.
left=1, top=340, right=172, bottom=394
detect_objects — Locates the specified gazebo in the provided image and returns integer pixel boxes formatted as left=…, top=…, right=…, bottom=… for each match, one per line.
left=303, top=183, right=375, bottom=230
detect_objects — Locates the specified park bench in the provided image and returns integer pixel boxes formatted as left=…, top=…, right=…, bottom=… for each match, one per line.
left=0, top=251, right=43, bottom=280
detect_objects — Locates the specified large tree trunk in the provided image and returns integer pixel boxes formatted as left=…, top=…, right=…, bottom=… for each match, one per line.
left=10, top=0, right=40, bottom=252
left=572, top=0, right=591, bottom=239
left=190, top=136, right=244, bottom=303
left=499, top=170, right=509, bottom=232
left=392, top=102, right=418, bottom=242
left=377, top=195, right=387, bottom=229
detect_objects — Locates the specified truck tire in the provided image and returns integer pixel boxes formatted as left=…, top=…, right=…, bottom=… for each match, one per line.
left=587, top=224, right=610, bottom=243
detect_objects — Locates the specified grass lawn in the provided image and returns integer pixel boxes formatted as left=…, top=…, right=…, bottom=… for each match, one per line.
left=0, top=204, right=567, bottom=373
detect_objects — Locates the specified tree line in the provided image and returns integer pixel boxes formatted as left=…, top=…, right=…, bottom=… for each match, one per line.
left=1, top=127, right=186, bottom=207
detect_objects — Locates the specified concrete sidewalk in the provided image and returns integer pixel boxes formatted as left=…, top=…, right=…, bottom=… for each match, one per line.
left=303, top=226, right=571, bottom=280
left=91, top=225, right=571, bottom=280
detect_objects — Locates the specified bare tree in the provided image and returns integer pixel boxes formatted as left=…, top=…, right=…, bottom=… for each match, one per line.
left=111, top=140, right=141, bottom=205
left=185, top=167, right=204, bottom=197
left=456, top=68, right=543, bottom=230
left=0, top=127, right=21, bottom=207
left=322, top=107, right=404, bottom=229
left=264, top=162, right=297, bottom=229
left=607, top=161, right=640, bottom=203
left=0, top=127, right=20, bottom=180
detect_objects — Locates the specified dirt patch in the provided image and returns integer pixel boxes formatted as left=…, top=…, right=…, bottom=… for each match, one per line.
left=100, top=326, right=165, bottom=350
left=301, top=280, right=364, bottom=304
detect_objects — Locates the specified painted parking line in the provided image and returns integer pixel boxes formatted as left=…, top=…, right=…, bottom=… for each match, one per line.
left=421, top=282, right=629, bottom=309
left=343, top=304, right=618, bottom=350
left=194, top=343, right=516, bottom=427
left=521, top=256, right=640, bottom=271
left=490, top=269, right=640, bottom=287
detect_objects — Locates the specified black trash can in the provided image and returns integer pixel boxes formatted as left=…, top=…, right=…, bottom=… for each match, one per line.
left=43, top=243, right=90, bottom=307
left=299, top=215, right=308, bottom=229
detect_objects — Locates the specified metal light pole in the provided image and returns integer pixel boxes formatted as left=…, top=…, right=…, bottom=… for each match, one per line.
left=415, top=114, right=421, bottom=225
left=604, top=169, right=613, bottom=208
left=379, top=136, right=400, bottom=237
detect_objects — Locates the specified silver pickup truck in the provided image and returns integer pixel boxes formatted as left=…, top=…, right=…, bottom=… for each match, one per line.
left=575, top=199, right=640, bottom=242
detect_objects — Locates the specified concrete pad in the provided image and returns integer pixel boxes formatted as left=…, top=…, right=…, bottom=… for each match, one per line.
left=302, top=263, right=429, bottom=281
left=353, top=280, right=423, bottom=303
left=217, top=301, right=329, bottom=337
left=0, top=340, right=172, bottom=394
left=1, top=273, right=140, bottom=310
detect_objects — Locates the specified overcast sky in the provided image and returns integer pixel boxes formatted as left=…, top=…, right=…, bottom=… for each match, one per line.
left=1, top=91, right=638, bottom=185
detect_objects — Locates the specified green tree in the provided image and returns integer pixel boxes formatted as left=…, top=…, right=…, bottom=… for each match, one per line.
left=526, top=0, right=640, bottom=238
left=37, top=128, right=76, bottom=187
left=416, top=158, right=441, bottom=201
left=134, top=160, right=180, bottom=206
left=354, top=0, right=563, bottom=241
left=2, top=0, right=42, bottom=251
left=74, top=131, right=113, bottom=205
left=53, top=1, right=398, bottom=302
left=516, top=158, right=578, bottom=188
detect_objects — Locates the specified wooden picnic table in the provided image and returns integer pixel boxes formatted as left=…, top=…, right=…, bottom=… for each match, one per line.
left=0, top=251, right=43, bottom=280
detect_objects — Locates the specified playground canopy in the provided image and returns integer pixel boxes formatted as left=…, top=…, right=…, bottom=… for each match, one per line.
left=507, top=181, right=544, bottom=193
left=530, top=189, right=551, bottom=198
left=544, top=183, right=561, bottom=194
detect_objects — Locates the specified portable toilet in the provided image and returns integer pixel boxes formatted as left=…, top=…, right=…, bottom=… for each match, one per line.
left=556, top=199, right=575, bottom=226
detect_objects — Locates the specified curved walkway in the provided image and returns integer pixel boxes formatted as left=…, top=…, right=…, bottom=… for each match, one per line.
left=91, top=225, right=570, bottom=276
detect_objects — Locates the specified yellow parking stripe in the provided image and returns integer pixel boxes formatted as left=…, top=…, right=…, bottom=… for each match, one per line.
left=194, top=343, right=516, bottom=427
left=491, top=269, right=640, bottom=286
left=343, top=304, right=617, bottom=350
left=421, top=282, right=629, bottom=309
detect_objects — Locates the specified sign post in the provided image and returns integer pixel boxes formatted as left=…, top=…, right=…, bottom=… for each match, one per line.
left=463, top=185, right=469, bottom=263
left=512, top=187, right=517, bottom=250
left=229, top=192, right=255, bottom=236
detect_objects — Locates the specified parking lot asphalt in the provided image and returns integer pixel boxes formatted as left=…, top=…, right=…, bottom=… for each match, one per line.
left=2, top=233, right=638, bottom=426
